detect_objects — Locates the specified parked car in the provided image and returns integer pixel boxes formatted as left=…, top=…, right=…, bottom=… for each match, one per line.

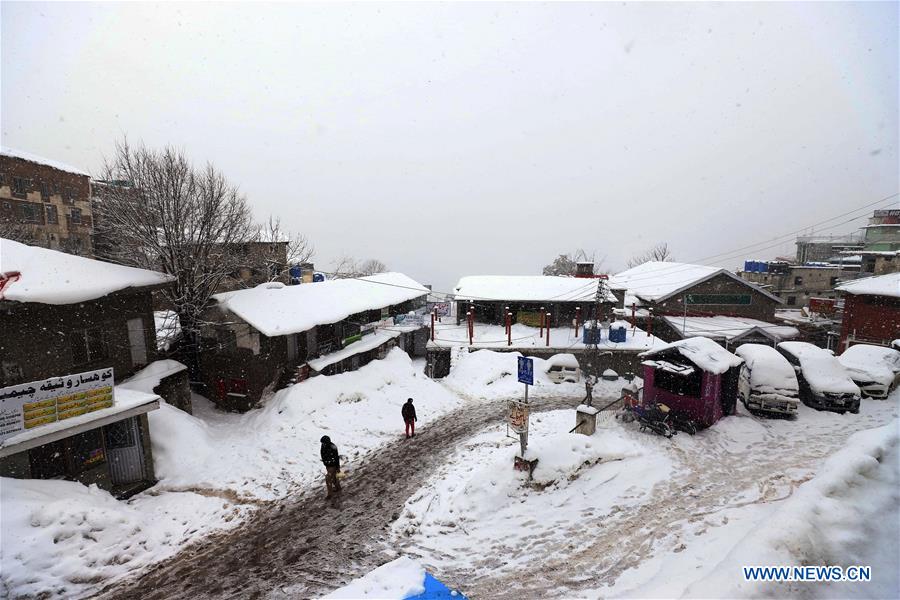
left=545, top=353, right=581, bottom=383
left=776, top=342, right=861, bottom=414
left=734, top=344, right=800, bottom=416
left=838, top=344, right=900, bottom=399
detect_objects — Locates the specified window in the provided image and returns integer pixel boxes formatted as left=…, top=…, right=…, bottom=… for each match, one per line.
left=63, top=186, right=75, bottom=203
left=12, top=177, right=28, bottom=198
left=70, top=327, right=108, bottom=364
left=70, top=207, right=82, bottom=224
left=684, top=294, right=751, bottom=306
left=787, top=296, right=797, bottom=306
left=45, top=204, right=58, bottom=224
left=2, top=201, right=10, bottom=211
left=19, top=202, right=42, bottom=223
left=794, top=276, right=803, bottom=285
left=654, top=367, right=702, bottom=397
left=40, top=181, right=51, bottom=200
left=127, top=318, right=148, bottom=366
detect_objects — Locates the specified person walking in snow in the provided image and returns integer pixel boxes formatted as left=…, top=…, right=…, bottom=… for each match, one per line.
left=320, top=435, right=342, bottom=498
left=402, top=398, right=417, bottom=438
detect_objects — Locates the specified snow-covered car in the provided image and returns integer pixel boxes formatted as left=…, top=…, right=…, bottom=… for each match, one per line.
left=545, top=353, right=581, bottom=383
left=776, top=342, right=861, bottom=414
left=837, top=344, right=900, bottom=399
left=734, top=344, right=800, bottom=416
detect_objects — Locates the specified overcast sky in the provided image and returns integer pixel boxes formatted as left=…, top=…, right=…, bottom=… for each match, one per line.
left=2, top=1, right=897, bottom=294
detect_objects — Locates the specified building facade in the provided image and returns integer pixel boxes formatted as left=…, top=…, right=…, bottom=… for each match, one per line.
left=739, top=262, right=854, bottom=307
left=836, top=273, right=900, bottom=351
left=1, top=148, right=93, bottom=256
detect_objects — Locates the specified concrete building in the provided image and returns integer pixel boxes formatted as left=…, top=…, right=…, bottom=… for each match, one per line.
left=794, top=232, right=864, bottom=265
left=0, top=239, right=186, bottom=498
left=1, top=147, right=94, bottom=256
left=853, top=209, right=900, bottom=276
left=197, top=272, right=430, bottom=410
left=738, top=261, right=854, bottom=307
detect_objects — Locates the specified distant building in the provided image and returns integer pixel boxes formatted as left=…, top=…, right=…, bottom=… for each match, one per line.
left=452, top=275, right=618, bottom=327
left=0, top=239, right=186, bottom=499
left=197, top=272, right=430, bottom=410
left=852, top=209, right=900, bottom=276
left=0, top=147, right=94, bottom=256
left=794, top=232, right=864, bottom=265
left=609, top=261, right=790, bottom=344
left=738, top=261, right=856, bottom=308
left=836, top=272, right=900, bottom=351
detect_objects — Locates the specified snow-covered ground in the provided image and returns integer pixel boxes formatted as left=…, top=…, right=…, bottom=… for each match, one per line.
left=431, top=320, right=665, bottom=351
left=0, top=350, right=465, bottom=599
left=388, top=388, right=900, bottom=599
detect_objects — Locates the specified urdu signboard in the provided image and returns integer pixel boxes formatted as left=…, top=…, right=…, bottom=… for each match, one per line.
left=0, top=368, right=115, bottom=443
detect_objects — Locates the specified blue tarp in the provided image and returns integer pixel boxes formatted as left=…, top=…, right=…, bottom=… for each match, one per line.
left=406, top=573, right=467, bottom=600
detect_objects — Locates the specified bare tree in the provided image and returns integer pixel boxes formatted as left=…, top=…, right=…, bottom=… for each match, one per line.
left=626, top=242, right=674, bottom=268
left=542, top=249, right=605, bottom=276
left=329, top=256, right=388, bottom=278
left=93, top=140, right=257, bottom=371
left=357, top=258, right=388, bottom=276
left=0, top=218, right=37, bottom=245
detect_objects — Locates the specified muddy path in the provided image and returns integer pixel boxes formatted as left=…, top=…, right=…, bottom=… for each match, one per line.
left=99, top=395, right=582, bottom=600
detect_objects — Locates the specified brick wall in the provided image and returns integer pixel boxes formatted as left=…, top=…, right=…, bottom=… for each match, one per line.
left=839, top=294, right=900, bottom=351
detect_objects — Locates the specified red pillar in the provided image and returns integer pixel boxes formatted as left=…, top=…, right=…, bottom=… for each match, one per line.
left=431, top=312, right=435, bottom=341
left=631, top=303, right=636, bottom=331
left=575, top=306, right=581, bottom=337
left=546, top=312, right=551, bottom=347
left=507, top=312, right=512, bottom=346
left=647, top=310, right=653, bottom=338
left=467, top=311, right=473, bottom=345
left=539, top=307, right=545, bottom=337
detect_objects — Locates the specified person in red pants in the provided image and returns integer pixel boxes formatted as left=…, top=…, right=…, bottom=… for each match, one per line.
left=402, top=398, right=417, bottom=438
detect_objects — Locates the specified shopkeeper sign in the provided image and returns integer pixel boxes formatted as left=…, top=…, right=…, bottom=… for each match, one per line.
left=0, top=368, right=115, bottom=443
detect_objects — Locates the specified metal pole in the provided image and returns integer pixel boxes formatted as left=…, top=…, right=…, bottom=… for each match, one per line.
left=431, top=312, right=435, bottom=342
left=683, top=294, right=687, bottom=335
left=539, top=307, right=545, bottom=337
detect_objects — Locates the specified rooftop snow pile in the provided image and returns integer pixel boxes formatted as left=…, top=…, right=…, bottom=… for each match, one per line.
left=836, top=273, right=900, bottom=298
left=119, top=360, right=188, bottom=394
left=453, top=275, right=617, bottom=303
left=663, top=315, right=799, bottom=342
left=838, top=345, right=900, bottom=387
left=0, top=239, right=173, bottom=305
left=1, top=146, right=91, bottom=176
left=212, top=272, right=428, bottom=337
left=778, top=342, right=860, bottom=395
left=641, top=336, right=743, bottom=374
left=609, top=261, right=779, bottom=303
left=734, top=344, right=799, bottom=394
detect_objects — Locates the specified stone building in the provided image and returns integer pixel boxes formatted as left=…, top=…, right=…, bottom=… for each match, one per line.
left=0, top=147, right=94, bottom=256
left=738, top=262, right=854, bottom=308
left=0, top=239, right=187, bottom=498
left=198, top=272, right=430, bottom=411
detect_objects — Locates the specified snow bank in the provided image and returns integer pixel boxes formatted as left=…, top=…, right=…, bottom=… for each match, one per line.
left=442, top=350, right=578, bottom=400
left=322, top=556, right=425, bottom=599
left=642, top=336, right=743, bottom=374
left=391, top=410, right=672, bottom=576
left=0, top=478, right=246, bottom=599
left=148, top=349, right=464, bottom=500
left=544, top=353, right=580, bottom=370
left=0, top=239, right=173, bottom=305
left=838, top=344, right=900, bottom=387
left=778, top=342, right=860, bottom=396
left=685, top=420, right=900, bottom=599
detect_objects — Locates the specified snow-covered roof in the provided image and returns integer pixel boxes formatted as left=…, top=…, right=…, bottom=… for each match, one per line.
left=307, top=329, right=402, bottom=372
left=453, top=275, right=617, bottom=303
left=212, top=272, right=428, bottom=337
left=0, top=146, right=90, bottom=177
left=836, top=273, right=900, bottom=298
left=120, top=360, right=188, bottom=394
left=609, top=261, right=782, bottom=303
left=776, top=342, right=860, bottom=396
left=0, top=239, right=174, bottom=305
left=641, top=336, right=743, bottom=375
left=734, top=344, right=799, bottom=393
left=663, top=315, right=799, bottom=343
left=838, top=345, right=900, bottom=387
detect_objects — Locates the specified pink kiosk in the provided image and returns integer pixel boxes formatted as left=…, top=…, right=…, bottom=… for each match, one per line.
left=639, top=337, right=744, bottom=428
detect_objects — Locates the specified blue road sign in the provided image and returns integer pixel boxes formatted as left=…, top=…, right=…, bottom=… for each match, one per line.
left=517, top=356, right=534, bottom=385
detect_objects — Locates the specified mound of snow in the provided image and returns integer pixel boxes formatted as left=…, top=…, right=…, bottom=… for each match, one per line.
left=838, top=344, right=900, bottom=387
left=322, top=556, right=425, bottom=599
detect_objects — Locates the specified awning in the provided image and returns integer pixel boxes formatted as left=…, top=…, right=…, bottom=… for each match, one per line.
left=0, top=388, right=160, bottom=458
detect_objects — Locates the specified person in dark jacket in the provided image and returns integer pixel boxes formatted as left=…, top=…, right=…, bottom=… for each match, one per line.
left=320, top=435, right=341, bottom=497
left=402, top=398, right=417, bottom=438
